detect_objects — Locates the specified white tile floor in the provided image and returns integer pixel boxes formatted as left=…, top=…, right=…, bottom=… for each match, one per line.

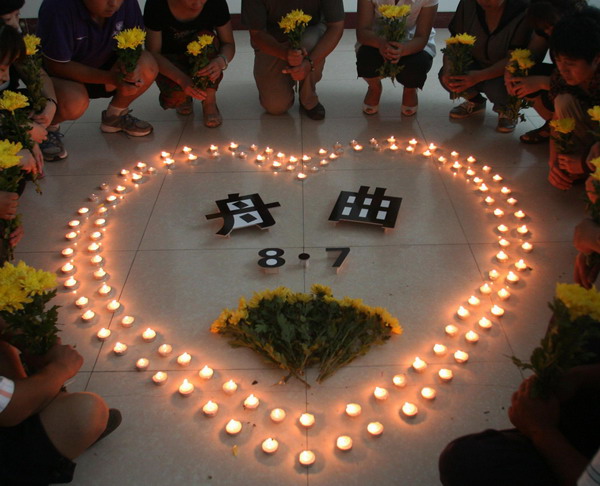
left=16, top=29, right=585, bottom=485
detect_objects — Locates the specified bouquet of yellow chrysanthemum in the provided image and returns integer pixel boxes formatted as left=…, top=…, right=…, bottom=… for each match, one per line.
left=0, top=140, right=25, bottom=262
left=550, top=117, right=576, bottom=154
left=589, top=105, right=600, bottom=141
left=19, top=34, right=46, bottom=113
left=441, top=33, right=476, bottom=100
left=0, top=90, right=33, bottom=151
left=0, top=261, right=60, bottom=356
left=376, top=4, right=411, bottom=81
left=511, top=283, right=600, bottom=398
left=502, top=49, right=535, bottom=125
left=279, top=9, right=312, bottom=50
left=186, top=34, right=217, bottom=91
left=113, top=27, right=146, bottom=77
left=211, top=284, right=402, bottom=384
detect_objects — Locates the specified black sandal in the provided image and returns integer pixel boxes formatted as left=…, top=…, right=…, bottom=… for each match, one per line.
left=93, top=408, right=122, bottom=445
left=520, top=121, right=550, bottom=144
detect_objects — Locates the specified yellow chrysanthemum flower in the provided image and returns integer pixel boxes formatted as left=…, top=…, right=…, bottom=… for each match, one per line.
left=555, top=283, right=600, bottom=321
left=278, top=9, right=312, bottom=33
left=550, top=118, right=576, bottom=134
left=0, top=90, right=29, bottom=112
left=0, top=139, right=23, bottom=170
left=454, top=33, right=476, bottom=45
left=23, top=34, right=41, bottom=56
left=187, top=35, right=214, bottom=56
left=510, top=48, right=532, bottom=63
left=311, top=284, right=332, bottom=297
left=114, top=27, right=146, bottom=50
left=378, top=4, right=411, bottom=18
left=197, top=34, right=215, bottom=50
left=588, top=106, right=600, bottom=123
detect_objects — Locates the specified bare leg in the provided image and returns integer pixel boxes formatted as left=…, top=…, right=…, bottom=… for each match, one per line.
left=50, top=79, right=90, bottom=125
left=363, top=77, right=382, bottom=108
left=110, top=51, right=158, bottom=110
left=402, top=87, right=418, bottom=108
left=202, top=88, right=222, bottom=128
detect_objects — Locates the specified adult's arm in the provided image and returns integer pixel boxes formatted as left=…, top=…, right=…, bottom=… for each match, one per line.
left=400, top=5, right=438, bottom=57
left=44, top=58, right=119, bottom=87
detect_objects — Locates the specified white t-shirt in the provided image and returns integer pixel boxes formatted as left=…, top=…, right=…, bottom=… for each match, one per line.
left=358, top=0, right=438, bottom=58
left=579, top=449, right=600, bottom=486
left=0, top=376, right=15, bottom=413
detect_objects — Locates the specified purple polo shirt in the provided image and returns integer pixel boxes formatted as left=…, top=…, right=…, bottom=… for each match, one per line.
left=37, top=0, right=144, bottom=68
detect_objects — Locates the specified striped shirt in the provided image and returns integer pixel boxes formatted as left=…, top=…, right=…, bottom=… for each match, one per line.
left=0, top=376, right=14, bottom=413
left=579, top=449, right=600, bottom=486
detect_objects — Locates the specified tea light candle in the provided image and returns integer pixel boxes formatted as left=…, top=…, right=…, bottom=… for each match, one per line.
left=478, top=317, right=493, bottom=329
left=299, top=413, right=315, bottom=427
left=390, top=143, right=399, bottom=151
left=468, top=295, right=480, bottom=306
left=157, top=344, right=172, bottom=356
left=482, top=165, right=491, bottom=173
left=64, top=277, right=78, bottom=289
left=346, top=403, right=362, bottom=417
left=135, top=358, right=149, bottom=371
left=225, top=419, right=242, bottom=435
left=423, top=149, right=432, bottom=156
left=466, top=168, right=476, bottom=177
left=113, top=342, right=127, bottom=355
left=262, top=438, right=279, bottom=454
left=491, top=305, right=505, bottom=317
left=492, top=174, right=503, bottom=182
left=450, top=150, right=459, bottom=158
left=96, top=327, right=110, bottom=340
left=131, top=172, right=143, bottom=183
left=178, top=379, right=194, bottom=396
left=493, top=208, right=505, bottom=218
left=438, top=156, right=447, bottom=163
left=296, top=172, right=307, bottom=180
left=406, top=145, right=414, bottom=153
left=182, top=146, right=192, bottom=154
left=114, top=185, right=126, bottom=194
left=97, top=206, right=108, bottom=215
left=412, top=357, right=427, bottom=372
left=521, top=242, right=533, bottom=252
left=94, top=218, right=107, bottom=228
left=243, top=394, right=259, bottom=409
left=61, top=262, right=74, bottom=274
left=61, top=247, right=75, bottom=257
left=409, top=138, right=418, bottom=146
left=163, top=157, right=174, bottom=167
left=484, top=196, right=495, bottom=205
left=187, top=154, right=198, bottom=162
left=353, top=144, right=363, bottom=152
left=121, top=315, right=135, bottom=328
left=514, top=210, right=526, bottom=219
left=106, top=300, right=120, bottom=312
left=515, top=259, right=528, bottom=271
left=250, top=144, right=258, bottom=151
left=421, top=387, right=437, bottom=400
left=87, top=243, right=101, bottom=253
left=105, top=195, right=118, bottom=205
left=299, top=450, right=315, bottom=466
left=465, top=330, right=480, bottom=343
left=142, top=328, right=156, bottom=342
left=457, top=306, right=470, bottom=319
left=152, top=371, right=167, bottom=385
left=517, top=225, right=529, bottom=235
left=489, top=269, right=500, bottom=280
left=445, top=324, right=459, bottom=337
left=454, top=350, right=469, bottom=363
left=401, top=402, right=418, bottom=417
left=429, top=143, right=437, bottom=150
left=255, top=154, right=265, bottom=163
left=367, top=422, right=384, bottom=436
left=439, top=368, right=454, bottom=382
left=199, top=365, right=214, bottom=380
left=501, top=186, right=512, bottom=195
left=65, top=231, right=79, bottom=241
left=497, top=224, right=509, bottom=233
left=209, top=145, right=218, bottom=152
left=496, top=251, right=509, bottom=263
left=393, top=373, right=407, bottom=387
left=160, top=151, right=171, bottom=158
left=467, top=156, right=476, bottom=163
left=473, top=176, right=483, bottom=184
left=373, top=387, right=389, bottom=400
left=336, top=436, right=353, bottom=451
left=451, top=161, right=462, bottom=170
left=78, top=207, right=90, bottom=216
left=319, top=158, right=329, bottom=166
left=75, top=296, right=89, bottom=308
left=497, top=288, right=511, bottom=300
left=229, top=142, right=239, bottom=151
left=68, top=219, right=80, bottom=228
left=478, top=183, right=489, bottom=193
left=329, top=152, right=339, bottom=160
left=270, top=408, right=286, bottom=423
left=387, top=136, right=396, bottom=143
left=202, top=400, right=219, bottom=417
left=433, top=344, right=447, bottom=356
left=136, top=161, right=147, bottom=171
left=498, top=238, right=510, bottom=248
left=93, top=268, right=107, bottom=280
left=271, top=160, right=282, bottom=170
left=480, top=283, right=492, bottom=294
left=177, top=352, right=191, bottom=366
left=222, top=379, right=237, bottom=394
left=89, top=254, right=102, bottom=265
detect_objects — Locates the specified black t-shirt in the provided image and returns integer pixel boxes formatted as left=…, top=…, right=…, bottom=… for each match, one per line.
left=143, top=0, right=230, bottom=55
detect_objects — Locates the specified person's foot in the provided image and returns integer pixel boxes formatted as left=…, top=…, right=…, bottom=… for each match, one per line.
left=202, top=101, right=222, bottom=128
left=176, top=98, right=193, bottom=116
left=401, top=88, right=418, bottom=116
left=301, top=102, right=326, bottom=120
left=101, top=109, right=153, bottom=137
left=449, top=99, right=487, bottom=119
left=40, top=129, right=68, bottom=161
left=93, top=408, right=122, bottom=445
left=520, top=121, right=550, bottom=144
left=363, top=82, right=382, bottom=115
left=496, top=114, right=516, bottom=133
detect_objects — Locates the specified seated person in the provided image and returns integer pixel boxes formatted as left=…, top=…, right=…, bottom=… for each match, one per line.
left=241, top=0, right=345, bottom=121
left=546, top=7, right=600, bottom=190
left=439, top=0, right=532, bottom=133
left=37, top=0, right=159, bottom=161
left=356, top=0, right=438, bottom=117
left=144, top=0, right=235, bottom=128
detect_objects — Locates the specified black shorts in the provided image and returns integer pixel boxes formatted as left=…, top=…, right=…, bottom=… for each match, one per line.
left=85, top=54, right=118, bottom=99
left=0, top=414, right=76, bottom=485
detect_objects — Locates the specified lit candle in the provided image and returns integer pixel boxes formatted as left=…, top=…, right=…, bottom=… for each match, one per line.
left=87, top=242, right=101, bottom=253
left=202, top=400, right=219, bottom=417
left=497, top=288, right=511, bottom=300
left=491, top=305, right=505, bottom=317
left=406, top=145, right=414, bottom=153
left=229, top=142, right=239, bottom=151
left=296, top=172, right=307, bottom=180
left=271, top=160, right=282, bottom=170
left=480, top=283, right=492, bottom=294
left=299, top=450, right=316, bottom=466
left=142, top=328, right=156, bottom=342
left=412, top=357, right=428, bottom=372
left=445, top=324, right=459, bottom=337
left=482, top=165, right=491, bottom=173
left=93, top=268, right=107, bottom=280
left=438, top=368, right=453, bottom=382
left=177, top=352, right=191, bottom=367
left=498, top=238, right=510, bottom=248
left=160, top=151, right=171, bottom=158
left=467, top=156, right=476, bottom=163
left=152, top=371, right=167, bottom=385
left=497, top=224, right=509, bottom=233
left=97, top=206, right=108, bottom=215
left=478, top=317, right=493, bottom=329
left=401, top=402, right=418, bottom=417
left=373, top=387, right=389, bottom=400
left=353, top=144, right=363, bottom=152
left=61, top=247, right=75, bottom=257
left=393, top=373, right=407, bottom=387
left=465, top=330, right=480, bottom=343
left=163, top=157, right=174, bottom=168
left=409, top=138, right=418, bottom=146
left=75, top=296, right=89, bottom=308
left=182, top=146, right=192, bottom=154
left=243, top=394, right=260, bottom=409
left=489, top=269, right=500, bottom=280
left=262, top=438, right=279, bottom=454
left=496, top=251, right=509, bottom=263
left=113, top=342, right=127, bottom=355
left=484, top=196, right=495, bottom=205
left=65, top=231, right=78, bottom=241
left=390, top=143, right=399, bottom=151
left=255, top=154, right=265, bottom=163
left=367, top=422, right=384, bottom=436
left=64, top=277, right=78, bottom=289
left=454, top=350, right=469, bottom=363
left=106, top=300, right=121, bottom=312
left=136, top=161, right=147, bottom=171
left=178, top=379, right=194, bottom=396
left=61, top=262, right=74, bottom=274
left=270, top=408, right=286, bottom=423
left=209, top=145, right=219, bottom=152
left=429, top=143, right=437, bottom=150
left=421, top=387, right=437, bottom=400
left=493, top=208, right=505, bottom=218
left=473, top=177, right=483, bottom=184
left=514, top=210, right=526, bottom=219
left=451, top=161, right=462, bottom=170
left=329, top=152, right=339, bottom=160
left=68, top=219, right=80, bottom=228
left=346, top=403, right=362, bottom=417
left=521, top=242, right=533, bottom=252
left=450, top=150, right=459, bottom=158
left=466, top=168, right=476, bottom=177
left=105, top=195, right=118, bottom=204
left=387, top=136, right=396, bottom=143
left=438, top=156, right=447, bottom=163
left=157, top=344, right=172, bottom=357
left=225, top=419, right=242, bottom=435
left=131, top=172, right=143, bottom=183
left=96, top=327, right=111, bottom=340
left=423, top=150, right=432, bottom=157
left=492, top=174, right=503, bottom=182
left=299, top=413, right=315, bottom=427
left=78, top=207, right=90, bottom=216
left=478, top=183, right=489, bottom=193
left=501, top=186, right=512, bottom=195
left=114, top=185, right=126, bottom=194
left=507, top=197, right=518, bottom=206
left=136, top=358, right=149, bottom=371
left=199, top=365, right=214, bottom=380
left=517, top=225, right=529, bottom=235
left=336, top=436, right=353, bottom=451
left=457, top=306, right=470, bottom=319
left=433, top=344, right=447, bottom=356
left=319, top=158, right=329, bottom=166
left=90, top=255, right=104, bottom=266
left=468, top=295, right=480, bottom=306
left=121, top=315, right=135, bottom=328
left=250, top=144, right=258, bottom=151
left=515, top=259, right=528, bottom=271
left=222, top=380, right=237, bottom=395
left=94, top=218, right=107, bottom=227
left=187, top=154, right=198, bottom=161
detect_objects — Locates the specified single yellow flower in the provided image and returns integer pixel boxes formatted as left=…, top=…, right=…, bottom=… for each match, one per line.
left=555, top=283, right=600, bottom=321
left=550, top=118, right=576, bottom=134
left=278, top=9, right=312, bottom=33
left=23, top=34, right=41, bottom=56
left=588, top=106, right=600, bottom=123
left=452, top=33, right=476, bottom=45
left=0, top=139, right=23, bottom=170
left=0, top=90, right=29, bottom=112
left=114, top=27, right=146, bottom=50
left=378, top=4, right=411, bottom=18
